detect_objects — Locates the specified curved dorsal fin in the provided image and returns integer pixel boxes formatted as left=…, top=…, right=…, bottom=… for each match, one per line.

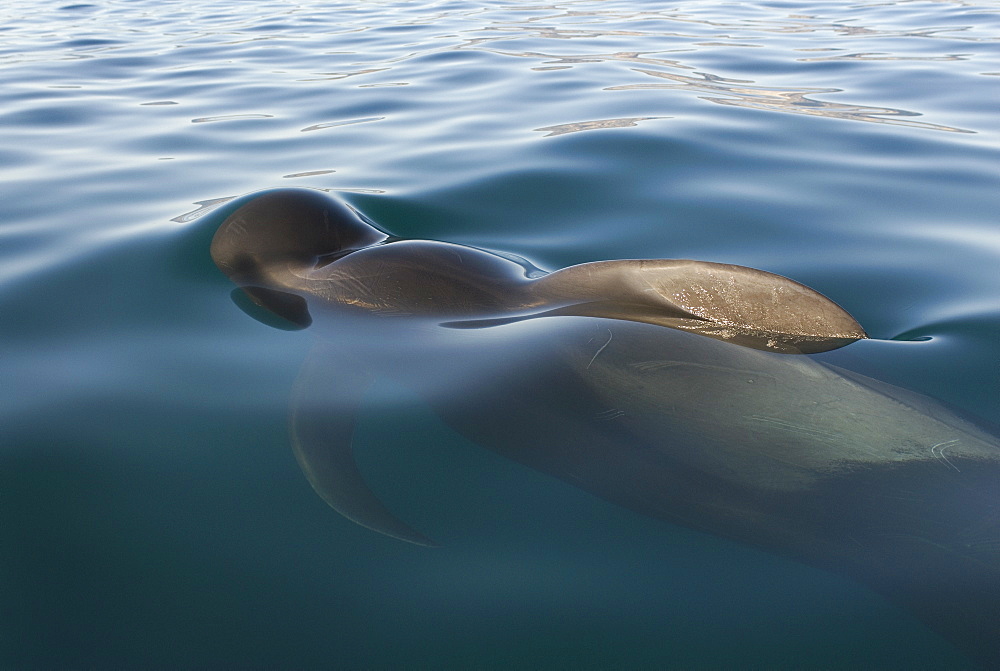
left=527, top=259, right=866, bottom=354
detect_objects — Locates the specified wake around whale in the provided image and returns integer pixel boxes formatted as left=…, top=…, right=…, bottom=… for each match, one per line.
left=211, top=188, right=1000, bottom=667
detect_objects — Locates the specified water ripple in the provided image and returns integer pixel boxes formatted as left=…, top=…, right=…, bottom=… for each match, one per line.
left=534, top=116, right=670, bottom=137
left=608, top=68, right=974, bottom=133
left=1, top=0, right=1000, bottom=668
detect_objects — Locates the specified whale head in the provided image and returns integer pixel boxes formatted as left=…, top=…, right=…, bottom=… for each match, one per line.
left=210, top=189, right=389, bottom=328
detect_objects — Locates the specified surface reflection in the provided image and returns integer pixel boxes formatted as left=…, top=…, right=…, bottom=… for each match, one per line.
left=797, top=51, right=970, bottom=62
left=609, top=68, right=974, bottom=133
left=447, top=2, right=994, bottom=134
left=534, top=116, right=669, bottom=136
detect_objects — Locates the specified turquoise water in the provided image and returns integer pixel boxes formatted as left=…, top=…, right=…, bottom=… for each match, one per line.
left=3, top=0, right=999, bottom=667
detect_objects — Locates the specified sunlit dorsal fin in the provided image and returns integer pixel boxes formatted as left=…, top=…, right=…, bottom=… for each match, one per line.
left=529, top=259, right=867, bottom=354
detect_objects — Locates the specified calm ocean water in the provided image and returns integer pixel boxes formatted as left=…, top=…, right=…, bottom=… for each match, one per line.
left=3, top=0, right=999, bottom=668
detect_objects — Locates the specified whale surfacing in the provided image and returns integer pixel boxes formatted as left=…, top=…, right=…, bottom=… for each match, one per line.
left=210, top=188, right=1000, bottom=668
left=211, top=188, right=866, bottom=354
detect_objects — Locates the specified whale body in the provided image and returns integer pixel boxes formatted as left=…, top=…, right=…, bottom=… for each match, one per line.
left=210, top=188, right=1000, bottom=667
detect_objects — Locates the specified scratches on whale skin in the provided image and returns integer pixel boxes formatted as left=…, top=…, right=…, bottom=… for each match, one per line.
left=744, top=415, right=843, bottom=441
left=595, top=408, right=625, bottom=421
left=227, top=216, right=249, bottom=238
left=930, top=439, right=962, bottom=473
left=587, top=328, right=613, bottom=370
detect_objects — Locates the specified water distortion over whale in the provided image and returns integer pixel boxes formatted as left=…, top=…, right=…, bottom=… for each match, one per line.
left=211, top=188, right=1000, bottom=667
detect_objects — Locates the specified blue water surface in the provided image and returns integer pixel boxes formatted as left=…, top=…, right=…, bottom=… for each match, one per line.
left=2, top=0, right=999, bottom=668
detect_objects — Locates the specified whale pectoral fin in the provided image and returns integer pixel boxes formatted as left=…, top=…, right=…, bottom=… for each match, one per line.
left=289, top=345, right=436, bottom=546
left=532, top=259, right=867, bottom=354
left=233, top=286, right=312, bottom=329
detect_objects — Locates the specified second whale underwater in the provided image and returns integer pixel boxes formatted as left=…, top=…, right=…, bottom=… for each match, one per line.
left=210, top=188, right=1000, bottom=667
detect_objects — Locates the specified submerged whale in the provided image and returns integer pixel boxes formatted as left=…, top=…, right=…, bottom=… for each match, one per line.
left=211, top=188, right=1000, bottom=667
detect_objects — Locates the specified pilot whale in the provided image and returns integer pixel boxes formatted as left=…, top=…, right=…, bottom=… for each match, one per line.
left=211, top=188, right=1000, bottom=667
